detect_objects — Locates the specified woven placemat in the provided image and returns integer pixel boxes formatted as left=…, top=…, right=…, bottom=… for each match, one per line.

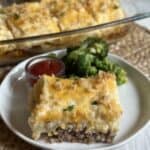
left=110, top=24, right=150, bottom=78
left=0, top=23, right=149, bottom=150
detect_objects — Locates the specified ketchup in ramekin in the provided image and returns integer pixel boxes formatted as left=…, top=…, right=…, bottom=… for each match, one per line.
left=25, top=56, right=65, bottom=86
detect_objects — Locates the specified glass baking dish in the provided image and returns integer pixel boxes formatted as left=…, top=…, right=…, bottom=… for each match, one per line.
left=0, top=0, right=150, bottom=65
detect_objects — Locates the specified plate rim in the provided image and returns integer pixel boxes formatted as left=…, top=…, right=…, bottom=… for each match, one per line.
left=0, top=51, right=150, bottom=150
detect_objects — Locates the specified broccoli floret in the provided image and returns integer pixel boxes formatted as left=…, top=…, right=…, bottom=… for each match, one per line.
left=95, top=58, right=127, bottom=85
left=95, top=58, right=111, bottom=71
left=112, top=64, right=127, bottom=85
left=92, top=42, right=108, bottom=58
left=81, top=37, right=109, bottom=58
left=64, top=52, right=97, bottom=77
left=76, top=54, right=96, bottom=76
left=86, top=66, right=98, bottom=76
left=64, top=50, right=85, bottom=64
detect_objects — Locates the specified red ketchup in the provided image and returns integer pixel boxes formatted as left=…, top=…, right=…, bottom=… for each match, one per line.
left=25, top=57, right=65, bottom=86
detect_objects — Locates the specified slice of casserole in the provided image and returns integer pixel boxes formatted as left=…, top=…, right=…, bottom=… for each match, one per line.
left=58, top=8, right=96, bottom=31
left=41, top=0, right=126, bottom=47
left=4, top=2, right=60, bottom=49
left=41, top=0, right=125, bottom=30
left=83, top=0, right=126, bottom=39
left=41, top=0, right=97, bottom=31
left=28, top=72, right=122, bottom=143
left=82, top=0, right=125, bottom=23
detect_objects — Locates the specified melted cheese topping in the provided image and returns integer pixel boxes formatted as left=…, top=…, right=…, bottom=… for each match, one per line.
left=5, top=2, right=59, bottom=38
left=29, top=72, right=122, bottom=139
left=59, top=8, right=96, bottom=31
left=42, top=0, right=124, bottom=30
left=4, top=2, right=60, bottom=49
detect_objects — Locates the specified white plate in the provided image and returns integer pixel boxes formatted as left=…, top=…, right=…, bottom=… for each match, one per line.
left=0, top=50, right=150, bottom=150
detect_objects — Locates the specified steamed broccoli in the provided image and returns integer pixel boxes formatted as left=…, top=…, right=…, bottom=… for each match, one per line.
left=64, top=52, right=97, bottom=76
left=113, top=64, right=127, bottom=85
left=64, top=37, right=107, bottom=76
left=63, top=37, right=127, bottom=85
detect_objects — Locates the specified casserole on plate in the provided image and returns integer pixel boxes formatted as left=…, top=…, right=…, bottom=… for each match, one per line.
left=28, top=72, right=122, bottom=143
